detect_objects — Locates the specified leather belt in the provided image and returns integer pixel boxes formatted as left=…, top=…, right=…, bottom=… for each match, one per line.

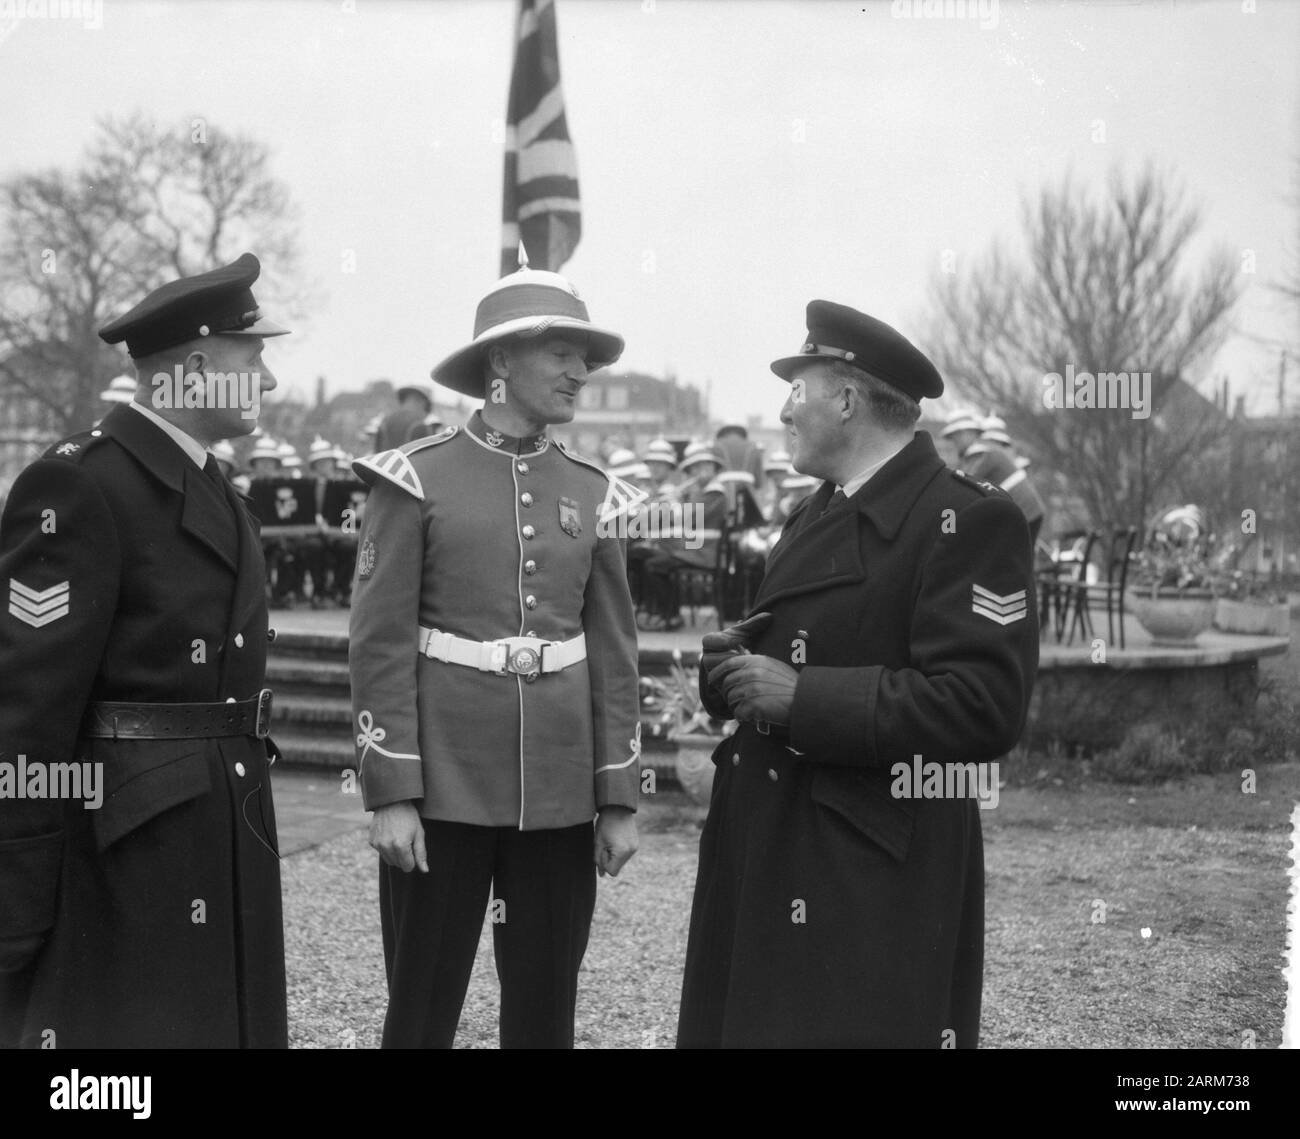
left=83, top=689, right=274, bottom=740
left=418, top=627, right=586, bottom=682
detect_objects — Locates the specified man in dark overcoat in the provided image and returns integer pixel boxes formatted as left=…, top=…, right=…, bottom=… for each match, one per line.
left=0, top=254, right=289, bottom=1047
left=677, top=301, right=1038, bottom=1048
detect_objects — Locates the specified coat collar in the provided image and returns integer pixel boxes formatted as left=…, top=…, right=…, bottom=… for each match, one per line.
left=97, top=402, right=195, bottom=493
left=847, top=431, right=947, bottom=541
left=465, top=410, right=550, bottom=456
left=750, top=432, right=947, bottom=611
left=98, top=403, right=265, bottom=630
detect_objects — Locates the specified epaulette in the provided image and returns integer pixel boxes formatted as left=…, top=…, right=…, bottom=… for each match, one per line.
left=351, top=426, right=458, bottom=501
left=951, top=468, right=1001, bottom=497
left=42, top=428, right=102, bottom=464
left=405, top=424, right=458, bottom=453
left=554, top=439, right=606, bottom=479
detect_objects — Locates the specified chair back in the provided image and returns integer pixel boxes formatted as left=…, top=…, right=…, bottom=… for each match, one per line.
left=1110, top=526, right=1138, bottom=590
left=1072, top=529, right=1101, bottom=582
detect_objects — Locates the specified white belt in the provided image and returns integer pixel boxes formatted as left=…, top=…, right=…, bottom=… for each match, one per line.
left=417, top=627, right=586, bottom=680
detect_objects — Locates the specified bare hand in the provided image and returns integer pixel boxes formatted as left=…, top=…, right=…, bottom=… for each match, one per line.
left=710, top=654, right=799, bottom=726
left=370, top=801, right=428, bottom=873
left=593, top=806, right=638, bottom=878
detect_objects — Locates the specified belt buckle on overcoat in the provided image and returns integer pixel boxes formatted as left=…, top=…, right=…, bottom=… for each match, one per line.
left=254, top=688, right=274, bottom=739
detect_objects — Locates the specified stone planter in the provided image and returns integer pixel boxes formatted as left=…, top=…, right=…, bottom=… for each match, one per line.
left=1126, top=588, right=1216, bottom=647
left=1213, top=598, right=1290, bottom=637
left=674, top=734, right=723, bottom=805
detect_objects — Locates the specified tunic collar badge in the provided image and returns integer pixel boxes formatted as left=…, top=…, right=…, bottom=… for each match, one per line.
left=468, top=412, right=548, bottom=455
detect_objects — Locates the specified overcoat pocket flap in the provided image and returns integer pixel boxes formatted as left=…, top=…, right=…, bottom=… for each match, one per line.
left=809, top=766, right=915, bottom=863
left=0, top=828, right=64, bottom=937
left=92, top=740, right=210, bottom=852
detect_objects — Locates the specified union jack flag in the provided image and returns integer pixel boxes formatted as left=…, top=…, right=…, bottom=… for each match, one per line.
left=500, top=0, right=581, bottom=275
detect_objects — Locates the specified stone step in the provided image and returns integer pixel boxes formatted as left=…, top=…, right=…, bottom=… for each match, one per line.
left=272, top=729, right=356, bottom=771
left=266, top=631, right=701, bottom=672
left=266, top=656, right=352, bottom=697
left=267, top=629, right=349, bottom=661
left=275, top=693, right=353, bottom=727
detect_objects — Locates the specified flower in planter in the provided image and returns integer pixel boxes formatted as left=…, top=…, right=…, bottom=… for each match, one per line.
left=639, top=649, right=730, bottom=741
left=1128, top=506, right=1233, bottom=598
left=1219, top=569, right=1289, bottom=607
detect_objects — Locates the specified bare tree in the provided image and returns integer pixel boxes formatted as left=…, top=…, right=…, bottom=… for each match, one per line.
left=926, top=164, right=1240, bottom=531
left=0, top=114, right=301, bottom=435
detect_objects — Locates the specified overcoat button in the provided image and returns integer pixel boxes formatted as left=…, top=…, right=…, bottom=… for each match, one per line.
left=521, top=525, right=536, bottom=539
left=768, top=768, right=779, bottom=782
left=226, top=697, right=236, bottom=703
left=525, top=596, right=538, bottom=609
left=267, top=628, right=277, bottom=643
left=524, top=560, right=537, bottom=575
left=234, top=762, right=246, bottom=777
left=732, top=753, right=740, bottom=766
left=234, top=633, right=244, bottom=648
left=517, top=462, right=529, bottom=474
left=525, top=630, right=537, bottom=638
left=520, top=492, right=534, bottom=507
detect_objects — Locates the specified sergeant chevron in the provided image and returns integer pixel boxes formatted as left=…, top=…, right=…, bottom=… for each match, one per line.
left=0, top=754, right=103, bottom=809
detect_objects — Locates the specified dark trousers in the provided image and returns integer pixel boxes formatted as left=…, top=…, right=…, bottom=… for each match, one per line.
left=378, top=818, right=596, bottom=1049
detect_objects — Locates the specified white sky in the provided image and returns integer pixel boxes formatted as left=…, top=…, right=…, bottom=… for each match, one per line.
left=1, top=0, right=1297, bottom=424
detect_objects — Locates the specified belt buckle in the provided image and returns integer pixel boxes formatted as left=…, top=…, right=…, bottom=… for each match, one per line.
left=254, top=688, right=274, bottom=739
left=506, top=644, right=541, bottom=681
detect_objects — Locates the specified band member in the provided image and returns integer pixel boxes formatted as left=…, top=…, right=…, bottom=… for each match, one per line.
left=637, top=442, right=728, bottom=631
left=349, top=255, right=641, bottom=1048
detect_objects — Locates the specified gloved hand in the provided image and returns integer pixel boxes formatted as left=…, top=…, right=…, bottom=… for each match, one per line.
left=700, top=611, right=774, bottom=678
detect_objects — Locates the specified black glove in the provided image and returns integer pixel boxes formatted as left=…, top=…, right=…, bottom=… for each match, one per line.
left=700, top=611, right=774, bottom=678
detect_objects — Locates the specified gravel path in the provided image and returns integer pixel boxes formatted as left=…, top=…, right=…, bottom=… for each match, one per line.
left=282, top=770, right=1296, bottom=1048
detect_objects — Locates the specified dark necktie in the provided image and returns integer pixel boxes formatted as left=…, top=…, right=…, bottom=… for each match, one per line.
left=820, top=488, right=847, bottom=517
left=201, top=455, right=242, bottom=540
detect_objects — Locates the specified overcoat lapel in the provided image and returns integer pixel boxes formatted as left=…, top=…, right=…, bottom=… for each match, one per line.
left=751, top=434, right=949, bottom=613
left=225, top=482, right=266, bottom=637
left=180, top=467, right=238, bottom=573
left=100, top=405, right=240, bottom=574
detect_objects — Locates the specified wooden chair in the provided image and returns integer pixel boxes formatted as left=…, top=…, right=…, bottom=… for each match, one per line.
left=1065, top=527, right=1138, bottom=649
left=1047, top=530, right=1099, bottom=644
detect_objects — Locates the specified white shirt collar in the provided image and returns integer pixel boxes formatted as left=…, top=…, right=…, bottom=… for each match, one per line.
left=126, top=401, right=209, bottom=468
left=839, top=441, right=908, bottom=499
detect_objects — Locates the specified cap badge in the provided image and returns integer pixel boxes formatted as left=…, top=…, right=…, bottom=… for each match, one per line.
left=559, top=497, right=582, bottom=538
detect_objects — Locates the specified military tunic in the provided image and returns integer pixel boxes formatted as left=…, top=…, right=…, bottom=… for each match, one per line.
left=0, top=403, right=286, bottom=1048
left=677, top=431, right=1038, bottom=1048
left=348, top=411, right=641, bottom=828
left=960, top=442, right=1046, bottom=538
